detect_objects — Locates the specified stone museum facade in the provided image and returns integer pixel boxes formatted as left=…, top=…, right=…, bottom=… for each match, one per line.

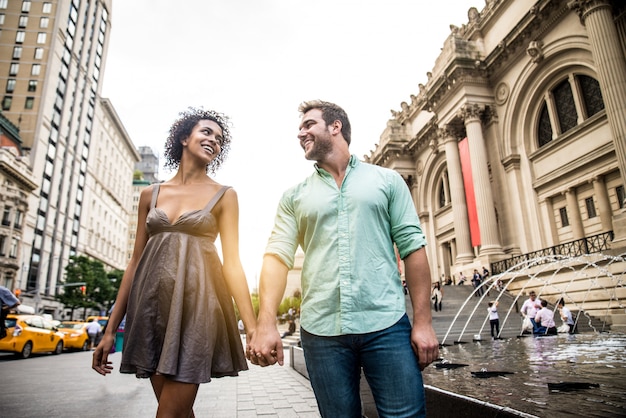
left=366, top=0, right=626, bottom=323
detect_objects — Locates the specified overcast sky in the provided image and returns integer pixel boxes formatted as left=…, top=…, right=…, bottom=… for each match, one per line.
left=101, top=0, right=482, bottom=288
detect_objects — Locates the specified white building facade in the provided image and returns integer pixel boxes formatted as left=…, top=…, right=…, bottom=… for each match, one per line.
left=367, top=0, right=626, bottom=283
left=0, top=1, right=140, bottom=314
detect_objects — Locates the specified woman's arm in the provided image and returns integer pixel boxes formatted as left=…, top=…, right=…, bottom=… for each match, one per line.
left=216, top=188, right=257, bottom=340
left=92, top=185, right=153, bottom=375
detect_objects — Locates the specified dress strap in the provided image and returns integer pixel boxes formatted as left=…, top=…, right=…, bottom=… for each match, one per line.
left=204, top=186, right=231, bottom=212
left=150, top=183, right=160, bottom=209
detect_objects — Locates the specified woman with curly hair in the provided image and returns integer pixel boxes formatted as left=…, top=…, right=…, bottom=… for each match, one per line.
left=92, top=107, right=256, bottom=417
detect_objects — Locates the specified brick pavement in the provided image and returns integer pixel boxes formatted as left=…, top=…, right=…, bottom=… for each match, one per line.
left=193, top=343, right=321, bottom=417
left=0, top=333, right=320, bottom=418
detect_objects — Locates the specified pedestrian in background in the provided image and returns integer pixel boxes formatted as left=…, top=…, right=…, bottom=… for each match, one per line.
left=92, top=107, right=257, bottom=417
left=472, top=269, right=484, bottom=296
left=85, top=318, right=101, bottom=350
left=488, top=301, right=500, bottom=339
left=250, top=100, right=438, bottom=417
left=432, top=282, right=443, bottom=312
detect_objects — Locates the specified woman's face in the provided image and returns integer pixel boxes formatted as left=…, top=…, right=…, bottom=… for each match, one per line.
left=182, top=119, right=224, bottom=164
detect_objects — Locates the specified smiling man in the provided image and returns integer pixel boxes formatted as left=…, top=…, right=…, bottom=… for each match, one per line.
left=250, top=100, right=439, bottom=418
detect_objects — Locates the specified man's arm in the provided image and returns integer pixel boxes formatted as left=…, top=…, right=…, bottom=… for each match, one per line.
left=248, top=254, right=289, bottom=366
left=403, top=247, right=439, bottom=370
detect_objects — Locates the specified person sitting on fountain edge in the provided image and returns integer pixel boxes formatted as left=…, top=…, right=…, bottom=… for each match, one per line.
left=556, top=298, right=575, bottom=334
left=533, top=300, right=557, bottom=335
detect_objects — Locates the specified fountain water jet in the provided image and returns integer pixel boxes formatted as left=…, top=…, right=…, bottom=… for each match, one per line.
left=440, top=253, right=625, bottom=345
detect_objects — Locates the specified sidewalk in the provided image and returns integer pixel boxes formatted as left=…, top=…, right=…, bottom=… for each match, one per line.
left=0, top=339, right=319, bottom=418
left=193, top=346, right=320, bottom=417
left=188, top=330, right=320, bottom=417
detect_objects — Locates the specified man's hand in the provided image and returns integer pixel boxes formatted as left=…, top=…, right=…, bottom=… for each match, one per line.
left=410, top=323, right=439, bottom=371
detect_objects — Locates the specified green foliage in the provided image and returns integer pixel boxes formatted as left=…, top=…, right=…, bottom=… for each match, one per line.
left=56, top=256, right=121, bottom=314
left=278, top=292, right=301, bottom=317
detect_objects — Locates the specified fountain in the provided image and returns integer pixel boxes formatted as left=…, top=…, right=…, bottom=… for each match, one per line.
left=422, top=254, right=626, bottom=418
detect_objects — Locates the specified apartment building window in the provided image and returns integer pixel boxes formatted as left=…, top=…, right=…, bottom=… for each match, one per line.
left=18, top=15, right=28, bottom=27
left=28, top=80, right=37, bottom=91
left=36, top=32, right=46, bottom=44
left=0, top=0, right=7, bottom=9
left=1, top=96, right=11, bottom=111
left=0, top=14, right=5, bottom=24
left=14, top=210, right=23, bottom=229
left=39, top=17, right=49, bottom=28
left=9, top=237, right=18, bottom=258
left=0, top=236, right=5, bottom=256
left=2, top=207, right=10, bottom=226
left=42, top=2, right=51, bottom=13
left=617, top=186, right=625, bottom=209
left=12, top=46, right=22, bottom=59
left=559, top=207, right=569, bottom=227
left=31, top=64, right=40, bottom=76
left=585, top=197, right=596, bottom=218
left=34, top=47, right=43, bottom=59
left=6, top=79, right=15, bottom=93
left=22, top=1, right=31, bottom=12
left=9, top=63, right=18, bottom=75
left=25, top=97, right=34, bottom=109
left=16, top=31, right=25, bottom=43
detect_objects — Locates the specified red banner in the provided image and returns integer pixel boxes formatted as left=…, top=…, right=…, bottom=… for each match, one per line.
left=458, top=137, right=481, bottom=246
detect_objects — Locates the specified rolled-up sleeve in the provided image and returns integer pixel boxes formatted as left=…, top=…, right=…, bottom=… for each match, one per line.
left=265, top=190, right=299, bottom=269
left=389, top=172, right=427, bottom=259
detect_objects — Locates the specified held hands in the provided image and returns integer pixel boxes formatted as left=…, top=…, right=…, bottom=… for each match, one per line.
left=247, top=322, right=283, bottom=367
left=91, top=334, right=114, bottom=376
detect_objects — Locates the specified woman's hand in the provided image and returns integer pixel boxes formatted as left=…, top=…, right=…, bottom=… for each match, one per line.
left=92, top=334, right=115, bottom=376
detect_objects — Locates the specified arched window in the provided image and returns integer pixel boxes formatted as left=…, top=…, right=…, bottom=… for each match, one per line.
left=537, top=74, right=605, bottom=147
left=538, top=103, right=552, bottom=147
left=438, top=178, right=446, bottom=208
left=579, top=75, right=604, bottom=117
left=553, top=80, right=577, bottom=133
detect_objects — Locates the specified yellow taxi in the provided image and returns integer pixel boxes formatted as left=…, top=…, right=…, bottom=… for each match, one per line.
left=57, top=321, right=89, bottom=351
left=0, top=314, right=65, bottom=359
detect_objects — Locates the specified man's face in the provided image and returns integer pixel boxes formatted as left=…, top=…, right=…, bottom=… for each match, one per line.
left=298, top=109, right=333, bottom=161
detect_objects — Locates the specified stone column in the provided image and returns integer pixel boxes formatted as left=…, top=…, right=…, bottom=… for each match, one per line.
left=440, top=126, right=474, bottom=263
left=592, top=176, right=613, bottom=232
left=569, top=0, right=626, bottom=247
left=565, top=188, right=584, bottom=240
left=544, top=196, right=559, bottom=246
left=458, top=104, right=503, bottom=255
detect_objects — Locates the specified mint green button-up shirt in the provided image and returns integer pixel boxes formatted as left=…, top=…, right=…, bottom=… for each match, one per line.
left=265, top=155, right=427, bottom=336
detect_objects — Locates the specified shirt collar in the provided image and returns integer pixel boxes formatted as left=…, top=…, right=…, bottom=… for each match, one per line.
left=314, top=154, right=358, bottom=173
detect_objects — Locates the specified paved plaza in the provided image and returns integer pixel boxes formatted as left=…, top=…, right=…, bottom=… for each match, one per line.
left=0, top=335, right=320, bottom=418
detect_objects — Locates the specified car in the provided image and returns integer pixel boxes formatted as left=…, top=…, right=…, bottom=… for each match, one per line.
left=57, top=321, right=89, bottom=351
left=0, top=314, right=65, bottom=359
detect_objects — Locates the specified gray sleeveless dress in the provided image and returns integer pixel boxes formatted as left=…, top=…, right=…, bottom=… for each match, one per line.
left=120, top=184, right=248, bottom=384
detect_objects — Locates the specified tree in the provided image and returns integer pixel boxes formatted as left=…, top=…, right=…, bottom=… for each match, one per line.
left=56, top=255, right=93, bottom=319
left=56, top=256, right=119, bottom=319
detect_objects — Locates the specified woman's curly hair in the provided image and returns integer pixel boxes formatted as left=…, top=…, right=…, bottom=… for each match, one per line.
left=163, top=107, right=232, bottom=174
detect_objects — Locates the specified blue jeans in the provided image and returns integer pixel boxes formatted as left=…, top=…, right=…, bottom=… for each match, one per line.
left=300, top=314, right=425, bottom=418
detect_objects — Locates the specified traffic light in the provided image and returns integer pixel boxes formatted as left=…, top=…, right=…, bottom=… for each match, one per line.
left=80, top=285, right=86, bottom=295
